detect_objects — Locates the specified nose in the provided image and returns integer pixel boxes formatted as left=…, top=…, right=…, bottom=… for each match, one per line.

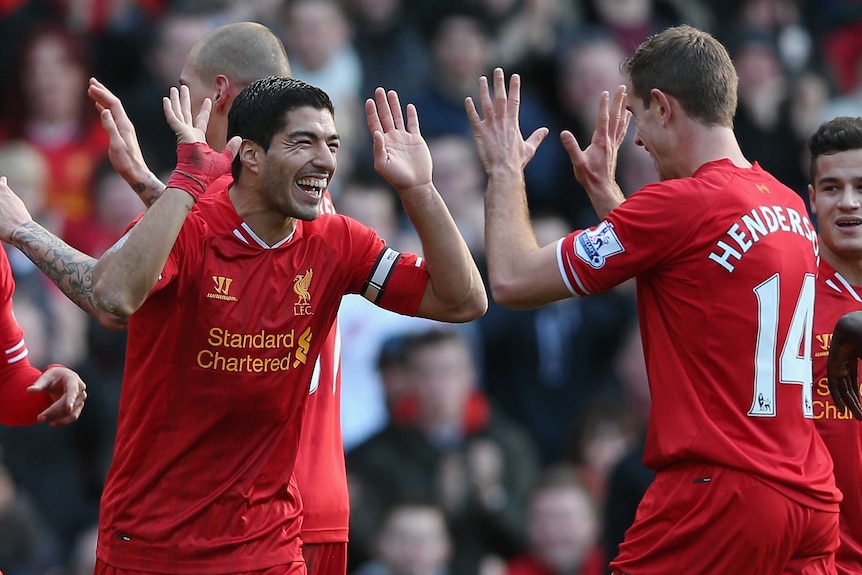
left=838, top=186, right=862, bottom=210
left=313, top=143, right=337, bottom=172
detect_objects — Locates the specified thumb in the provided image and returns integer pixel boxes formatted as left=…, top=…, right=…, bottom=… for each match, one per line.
left=560, top=130, right=584, bottom=165
left=223, top=136, right=242, bottom=161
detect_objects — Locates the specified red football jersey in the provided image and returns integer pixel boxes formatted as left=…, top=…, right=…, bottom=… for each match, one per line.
left=558, top=160, right=838, bottom=509
left=813, top=259, right=862, bottom=573
left=96, top=186, right=427, bottom=573
left=0, top=247, right=52, bottom=425
left=295, top=191, right=349, bottom=545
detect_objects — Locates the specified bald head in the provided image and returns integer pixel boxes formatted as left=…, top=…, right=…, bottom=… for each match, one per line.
left=187, top=22, right=291, bottom=87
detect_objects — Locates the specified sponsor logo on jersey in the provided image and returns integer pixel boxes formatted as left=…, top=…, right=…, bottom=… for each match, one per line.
left=207, top=275, right=238, bottom=301
left=575, top=221, right=625, bottom=268
left=294, top=268, right=314, bottom=316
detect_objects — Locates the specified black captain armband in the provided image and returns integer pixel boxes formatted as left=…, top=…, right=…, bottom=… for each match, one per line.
left=362, top=247, right=401, bottom=304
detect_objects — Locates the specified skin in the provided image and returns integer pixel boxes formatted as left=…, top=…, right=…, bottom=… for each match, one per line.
left=28, top=365, right=88, bottom=426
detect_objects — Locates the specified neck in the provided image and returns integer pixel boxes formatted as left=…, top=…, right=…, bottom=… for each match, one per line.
left=229, top=185, right=297, bottom=246
left=679, top=123, right=751, bottom=177
left=822, top=247, right=862, bottom=286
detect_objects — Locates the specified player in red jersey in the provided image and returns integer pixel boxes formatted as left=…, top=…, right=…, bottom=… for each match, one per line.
left=91, top=23, right=354, bottom=573
left=0, top=203, right=87, bottom=427
left=84, top=75, right=485, bottom=573
left=467, top=25, right=839, bottom=574
left=0, top=23, right=352, bottom=574
left=807, top=116, right=862, bottom=575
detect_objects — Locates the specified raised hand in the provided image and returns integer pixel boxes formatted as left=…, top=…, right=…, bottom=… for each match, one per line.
left=560, top=85, right=630, bottom=218
left=29, top=365, right=87, bottom=427
left=163, top=86, right=240, bottom=195
left=365, top=87, right=432, bottom=194
left=0, top=176, right=34, bottom=242
left=164, top=85, right=212, bottom=146
left=88, top=77, right=164, bottom=206
left=465, top=67, right=548, bottom=176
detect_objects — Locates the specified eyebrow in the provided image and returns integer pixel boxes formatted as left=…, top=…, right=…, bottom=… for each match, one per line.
left=816, top=175, right=862, bottom=186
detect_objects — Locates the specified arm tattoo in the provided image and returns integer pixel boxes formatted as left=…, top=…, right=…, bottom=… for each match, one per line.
left=9, top=221, right=100, bottom=315
left=133, top=175, right=167, bottom=208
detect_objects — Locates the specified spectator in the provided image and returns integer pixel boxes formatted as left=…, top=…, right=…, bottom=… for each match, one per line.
left=505, top=465, right=606, bottom=575
left=0, top=23, right=109, bottom=225
left=353, top=499, right=453, bottom=575
left=347, top=329, right=539, bottom=575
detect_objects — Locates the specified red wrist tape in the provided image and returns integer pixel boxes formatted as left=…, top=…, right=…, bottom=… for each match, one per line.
left=167, top=142, right=234, bottom=201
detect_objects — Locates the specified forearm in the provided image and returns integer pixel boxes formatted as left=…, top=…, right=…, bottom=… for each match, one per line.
left=9, top=221, right=101, bottom=316
left=129, top=171, right=167, bottom=208
left=586, top=181, right=626, bottom=220
left=93, top=187, right=194, bottom=316
left=484, top=167, right=541, bottom=307
left=401, top=184, right=486, bottom=322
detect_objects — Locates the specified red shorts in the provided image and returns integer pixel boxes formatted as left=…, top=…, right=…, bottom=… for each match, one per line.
left=610, top=462, right=839, bottom=575
left=302, top=542, right=347, bottom=575
left=94, top=558, right=306, bottom=575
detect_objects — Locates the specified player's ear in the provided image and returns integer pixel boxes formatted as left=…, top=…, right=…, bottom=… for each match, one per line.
left=239, top=140, right=263, bottom=175
left=808, top=183, right=817, bottom=215
left=213, top=75, right=232, bottom=111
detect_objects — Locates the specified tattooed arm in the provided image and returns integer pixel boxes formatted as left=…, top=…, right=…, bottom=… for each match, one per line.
left=0, top=177, right=124, bottom=329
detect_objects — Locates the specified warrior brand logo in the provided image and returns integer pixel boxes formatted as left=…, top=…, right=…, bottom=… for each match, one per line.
left=207, top=276, right=238, bottom=301
left=575, top=221, right=625, bottom=269
left=756, top=183, right=770, bottom=194
left=294, top=269, right=314, bottom=316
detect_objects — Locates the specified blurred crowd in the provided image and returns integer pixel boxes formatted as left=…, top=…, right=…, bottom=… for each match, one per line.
left=0, top=0, right=859, bottom=574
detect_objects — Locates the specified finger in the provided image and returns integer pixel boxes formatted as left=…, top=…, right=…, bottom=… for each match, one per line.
left=594, top=91, right=611, bottom=141
left=224, top=136, right=242, bottom=160
left=525, top=127, right=549, bottom=152
left=195, top=98, right=213, bottom=132
left=405, top=103, right=420, bottom=136
left=370, top=130, right=387, bottom=172
left=465, top=96, right=482, bottom=127
left=365, top=97, right=383, bottom=136
left=387, top=90, right=405, bottom=131
left=609, top=85, right=627, bottom=138
left=181, top=85, right=193, bottom=123
left=492, top=68, right=507, bottom=119
left=163, top=96, right=179, bottom=131
left=478, top=75, right=494, bottom=122
left=374, top=87, right=395, bottom=132
left=561, top=130, right=585, bottom=166
left=507, top=72, right=522, bottom=121
left=0, top=176, right=6, bottom=188
left=100, top=108, right=121, bottom=141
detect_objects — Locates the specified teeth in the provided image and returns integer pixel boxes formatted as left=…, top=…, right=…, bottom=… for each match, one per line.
left=297, top=177, right=327, bottom=190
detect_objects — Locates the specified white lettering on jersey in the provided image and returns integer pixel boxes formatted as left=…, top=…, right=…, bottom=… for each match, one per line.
left=708, top=205, right=818, bottom=272
left=575, top=221, right=625, bottom=269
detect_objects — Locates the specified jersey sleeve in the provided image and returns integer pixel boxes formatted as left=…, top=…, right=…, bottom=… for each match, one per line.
left=0, top=250, right=51, bottom=425
left=338, top=217, right=428, bottom=317
left=558, top=182, right=701, bottom=296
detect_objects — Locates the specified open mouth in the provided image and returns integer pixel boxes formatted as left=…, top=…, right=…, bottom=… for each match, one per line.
left=296, top=177, right=327, bottom=199
left=836, top=218, right=862, bottom=229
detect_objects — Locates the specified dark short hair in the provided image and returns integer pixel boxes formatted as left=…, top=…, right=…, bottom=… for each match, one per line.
left=227, top=76, right=335, bottom=181
left=808, top=116, right=862, bottom=183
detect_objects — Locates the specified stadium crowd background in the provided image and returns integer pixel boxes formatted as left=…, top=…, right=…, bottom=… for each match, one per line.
left=0, top=0, right=859, bottom=573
